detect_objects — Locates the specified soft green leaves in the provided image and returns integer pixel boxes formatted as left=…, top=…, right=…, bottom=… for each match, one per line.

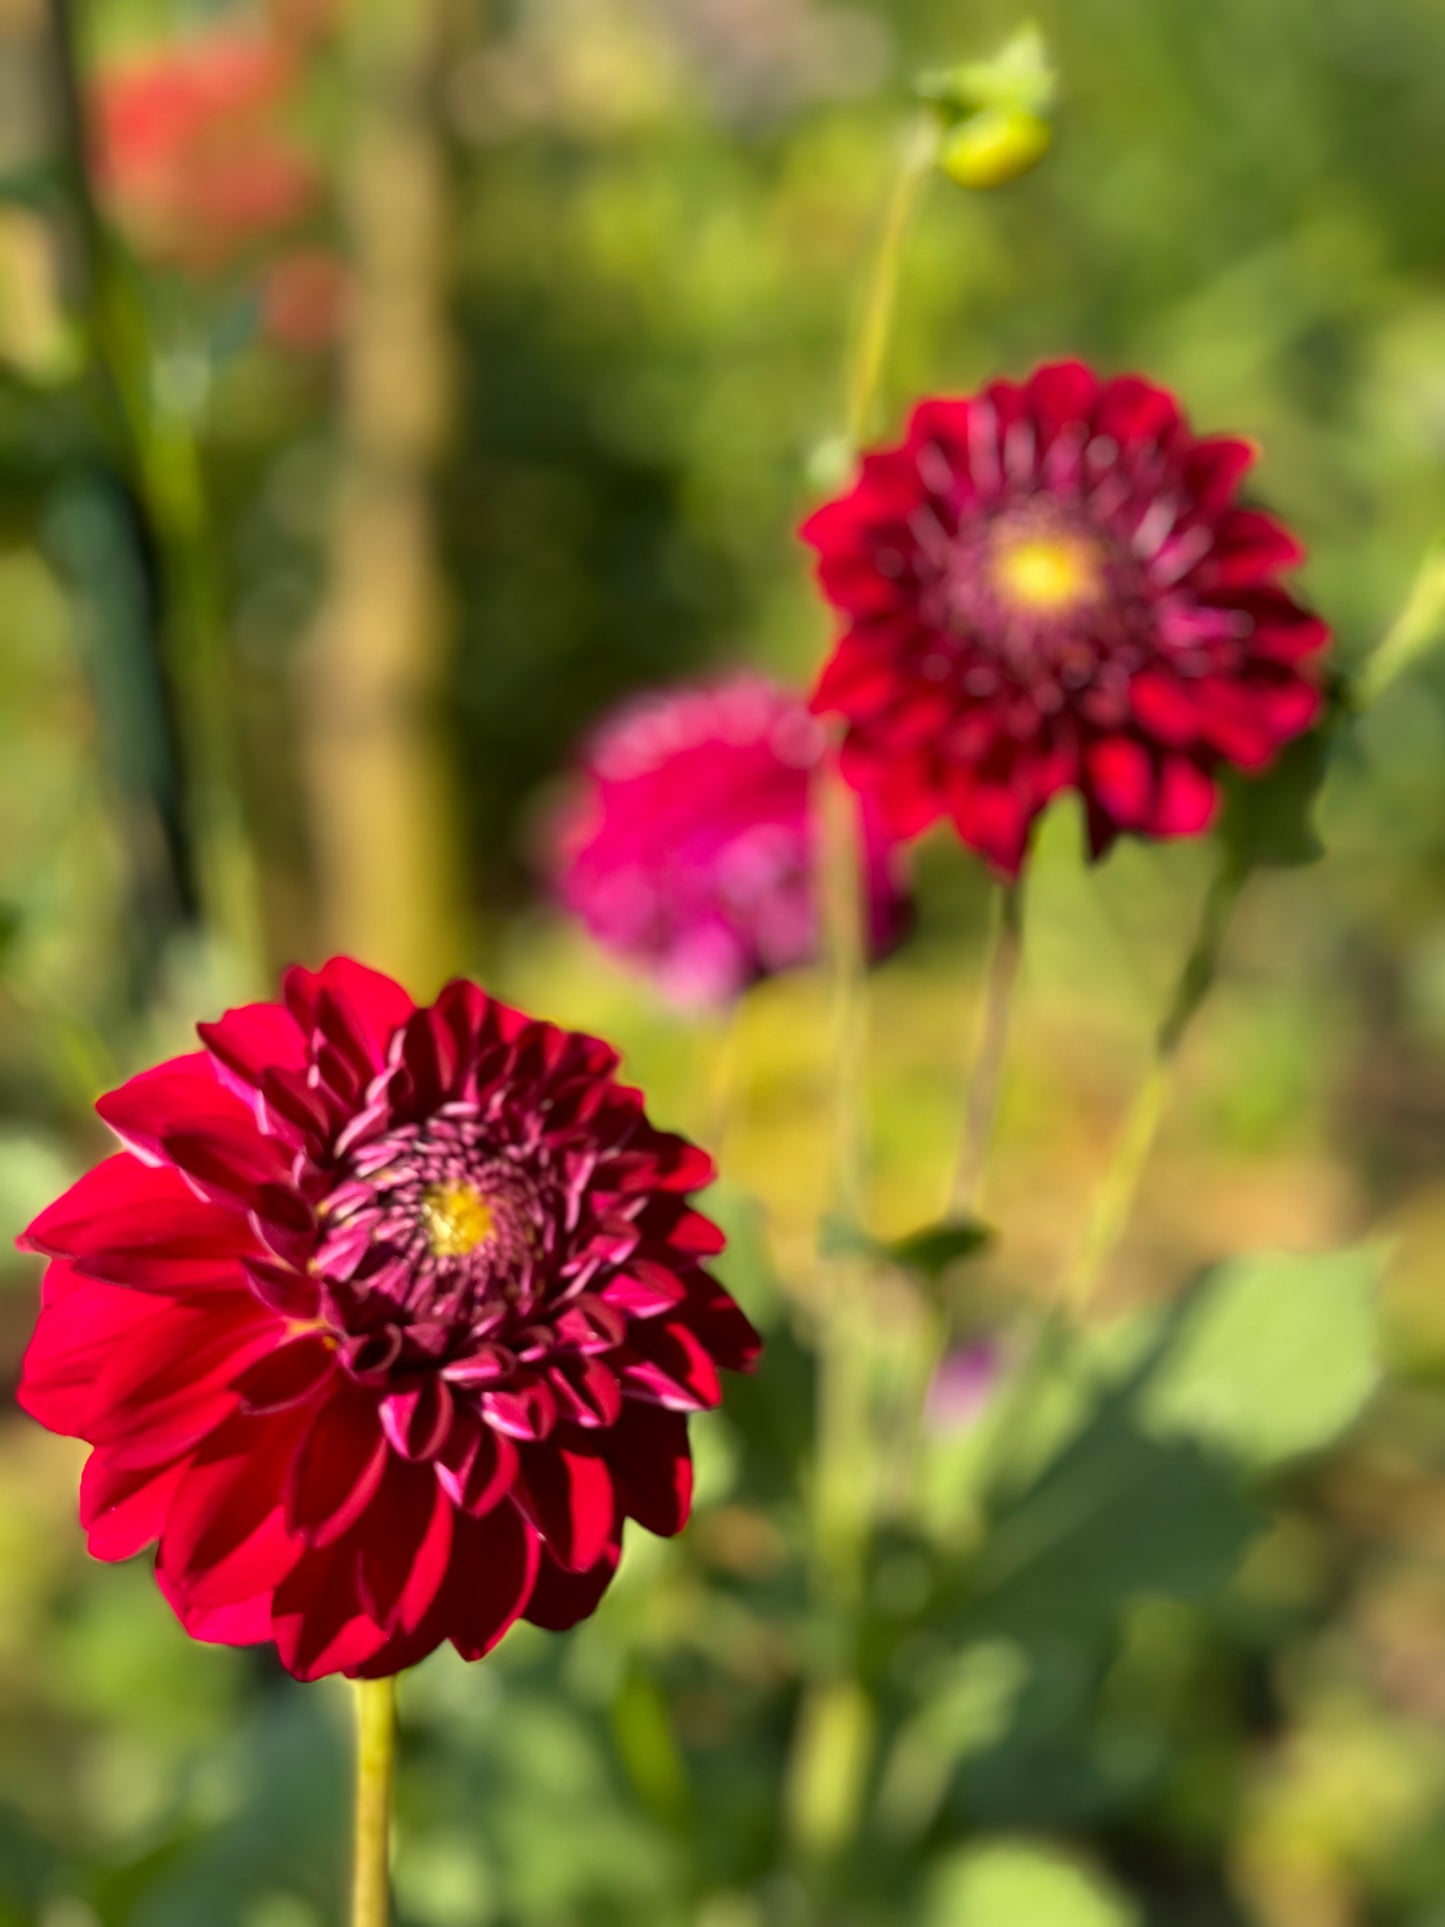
left=820, top=1213, right=993, bottom=1282
left=925, top=1840, right=1139, bottom=1927
left=1145, top=1244, right=1385, bottom=1467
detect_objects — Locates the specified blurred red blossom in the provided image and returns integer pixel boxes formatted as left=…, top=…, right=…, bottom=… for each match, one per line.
left=552, top=672, right=912, bottom=1008
left=93, top=28, right=318, bottom=273
left=263, top=245, right=349, bottom=350
left=803, top=361, right=1330, bottom=876
left=17, top=960, right=758, bottom=1680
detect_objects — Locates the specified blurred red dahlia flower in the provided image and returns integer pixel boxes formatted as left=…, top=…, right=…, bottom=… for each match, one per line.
left=803, top=361, right=1330, bottom=876
left=94, top=31, right=317, bottom=273
left=17, top=961, right=758, bottom=1681
left=553, top=673, right=912, bottom=1007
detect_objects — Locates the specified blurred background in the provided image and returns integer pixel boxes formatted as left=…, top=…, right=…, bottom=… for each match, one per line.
left=3, top=0, right=1445, bottom=1921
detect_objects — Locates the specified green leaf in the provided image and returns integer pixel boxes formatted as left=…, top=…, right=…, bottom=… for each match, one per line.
left=917, top=26, right=1057, bottom=120
left=966, top=1408, right=1261, bottom=1639
left=1143, top=1244, right=1385, bottom=1467
left=1218, top=691, right=1348, bottom=871
left=925, top=1840, right=1140, bottom=1927
left=819, top=1213, right=993, bottom=1281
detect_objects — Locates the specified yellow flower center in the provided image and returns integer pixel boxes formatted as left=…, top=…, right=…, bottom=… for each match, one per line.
left=421, top=1180, right=495, bottom=1258
left=992, top=533, right=1102, bottom=614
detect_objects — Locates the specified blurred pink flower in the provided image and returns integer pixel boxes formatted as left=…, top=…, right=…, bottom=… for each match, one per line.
left=553, top=673, right=912, bottom=1008
left=94, top=29, right=317, bottom=274
left=926, top=1340, right=1002, bottom=1434
left=263, top=246, right=349, bottom=350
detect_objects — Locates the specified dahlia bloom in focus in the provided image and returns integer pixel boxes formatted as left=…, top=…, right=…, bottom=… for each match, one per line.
left=553, top=673, right=911, bottom=1008
left=94, top=31, right=316, bottom=273
left=18, top=961, right=758, bottom=1680
left=804, top=361, right=1330, bottom=876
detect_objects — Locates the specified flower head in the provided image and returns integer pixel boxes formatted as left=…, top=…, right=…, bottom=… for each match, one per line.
left=18, top=961, right=759, bottom=1680
left=803, top=361, right=1329, bottom=875
left=553, top=673, right=911, bottom=1007
left=95, top=31, right=317, bottom=273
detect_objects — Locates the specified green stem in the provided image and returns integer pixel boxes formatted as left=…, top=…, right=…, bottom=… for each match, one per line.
left=1064, top=847, right=1249, bottom=1310
left=351, top=1676, right=396, bottom=1927
left=44, top=0, right=264, bottom=980
left=950, top=880, right=1026, bottom=1215
left=844, top=114, right=937, bottom=451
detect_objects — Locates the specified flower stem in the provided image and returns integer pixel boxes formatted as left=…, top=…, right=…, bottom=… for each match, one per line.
left=351, top=1676, right=396, bottom=1927
left=844, top=114, right=937, bottom=451
left=1064, top=847, right=1249, bottom=1310
left=951, top=880, right=1026, bottom=1215
left=43, top=0, right=265, bottom=983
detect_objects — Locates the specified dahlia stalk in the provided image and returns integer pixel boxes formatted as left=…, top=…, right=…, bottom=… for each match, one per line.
left=16, top=959, right=759, bottom=1922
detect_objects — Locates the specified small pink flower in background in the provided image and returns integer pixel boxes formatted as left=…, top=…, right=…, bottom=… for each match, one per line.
left=925, top=1340, right=1002, bottom=1434
left=553, top=673, right=912, bottom=1008
left=804, top=360, right=1330, bottom=876
left=94, top=28, right=317, bottom=273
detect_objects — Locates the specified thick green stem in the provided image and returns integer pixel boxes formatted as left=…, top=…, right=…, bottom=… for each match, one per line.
left=1064, top=848, right=1249, bottom=1310
left=950, top=881, right=1026, bottom=1215
left=351, top=1676, right=396, bottom=1927
left=44, top=0, right=264, bottom=980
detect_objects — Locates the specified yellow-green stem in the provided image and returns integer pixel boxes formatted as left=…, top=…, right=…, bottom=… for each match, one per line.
left=351, top=1676, right=396, bottom=1927
left=1063, top=848, right=1249, bottom=1311
left=845, top=115, right=937, bottom=451
left=951, top=880, right=1026, bottom=1215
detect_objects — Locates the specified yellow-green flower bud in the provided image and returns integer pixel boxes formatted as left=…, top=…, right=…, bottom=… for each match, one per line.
left=938, top=107, right=1052, bottom=189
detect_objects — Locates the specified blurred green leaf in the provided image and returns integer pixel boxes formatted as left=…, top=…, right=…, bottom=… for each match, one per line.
left=819, top=1213, right=993, bottom=1282
left=925, top=1839, right=1139, bottom=1927
left=1143, top=1243, right=1385, bottom=1467
left=1218, top=720, right=1334, bottom=870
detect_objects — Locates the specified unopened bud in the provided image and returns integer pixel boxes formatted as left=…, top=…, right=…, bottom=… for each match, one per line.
left=938, top=107, right=1051, bottom=189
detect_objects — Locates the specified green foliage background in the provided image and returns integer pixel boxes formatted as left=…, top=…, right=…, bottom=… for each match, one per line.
left=2, top=0, right=1445, bottom=1923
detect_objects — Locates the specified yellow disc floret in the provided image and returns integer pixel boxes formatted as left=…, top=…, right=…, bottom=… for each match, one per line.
left=421, top=1180, right=495, bottom=1258
left=992, top=533, right=1102, bottom=614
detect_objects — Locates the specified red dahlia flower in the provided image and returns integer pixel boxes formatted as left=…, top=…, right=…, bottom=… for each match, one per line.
left=95, top=32, right=316, bottom=274
left=17, top=961, right=758, bottom=1680
left=803, top=361, right=1330, bottom=876
left=553, top=673, right=911, bottom=1007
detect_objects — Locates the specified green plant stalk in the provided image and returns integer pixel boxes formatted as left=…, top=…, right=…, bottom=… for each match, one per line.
left=45, top=0, right=265, bottom=982
left=352, top=1676, right=396, bottom=1927
left=951, top=879, right=1026, bottom=1214
left=1064, top=845, right=1250, bottom=1310
left=844, top=114, right=938, bottom=451
left=785, top=119, right=936, bottom=1877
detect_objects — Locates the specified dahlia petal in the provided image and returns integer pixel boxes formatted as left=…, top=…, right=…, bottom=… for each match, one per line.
left=357, top=1458, right=453, bottom=1632
left=481, top=1374, right=558, bottom=1442
left=234, top=1334, right=337, bottom=1414
left=1130, top=670, right=1203, bottom=748
left=159, top=1574, right=274, bottom=1648
left=1154, top=757, right=1219, bottom=837
left=600, top=1259, right=690, bottom=1318
left=523, top=1541, right=621, bottom=1633
left=20, top=1153, right=257, bottom=1290
left=517, top=1440, right=616, bottom=1573
left=605, top=1402, right=693, bottom=1537
left=270, top=1535, right=388, bottom=1681
left=286, top=1384, right=389, bottom=1544
left=620, top=1320, right=723, bottom=1411
left=1205, top=509, right=1306, bottom=586
left=1181, top=436, right=1255, bottom=514
left=443, top=1503, right=540, bottom=1663
left=1086, top=737, right=1156, bottom=828
left=380, top=1377, right=454, bottom=1461
left=158, top=1407, right=305, bottom=1586
left=1094, top=374, right=1181, bottom=458
left=79, top=1449, right=188, bottom=1562
left=197, top=999, right=307, bottom=1100
left=437, top=1410, right=519, bottom=1515
left=670, top=1277, right=763, bottom=1374
left=548, top=1355, right=624, bottom=1428
left=283, top=957, right=414, bottom=1070
left=1027, top=360, right=1100, bottom=445
left=95, top=1055, right=294, bottom=1210
left=242, top=1257, right=321, bottom=1320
